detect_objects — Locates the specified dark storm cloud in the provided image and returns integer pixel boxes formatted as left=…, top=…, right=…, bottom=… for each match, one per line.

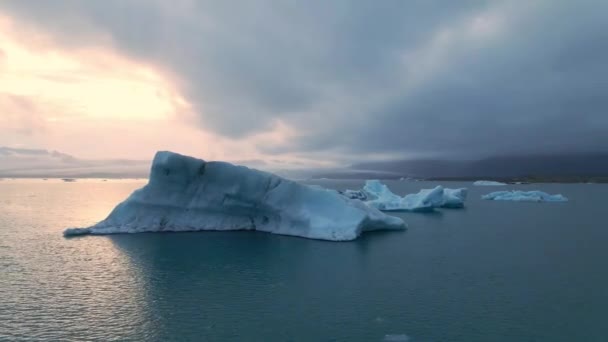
left=2, top=0, right=607, bottom=160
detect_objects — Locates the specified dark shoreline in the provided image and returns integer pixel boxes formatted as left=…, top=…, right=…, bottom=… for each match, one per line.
left=2, top=175, right=608, bottom=184
left=426, top=176, right=608, bottom=184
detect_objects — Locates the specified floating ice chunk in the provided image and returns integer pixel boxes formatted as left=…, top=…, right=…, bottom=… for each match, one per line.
left=362, top=180, right=407, bottom=210
left=442, top=187, right=468, bottom=208
left=482, top=190, right=568, bottom=202
left=361, top=180, right=437, bottom=211
left=473, top=180, right=506, bottom=186
left=343, top=180, right=467, bottom=211
left=63, top=151, right=405, bottom=241
left=397, top=186, right=445, bottom=211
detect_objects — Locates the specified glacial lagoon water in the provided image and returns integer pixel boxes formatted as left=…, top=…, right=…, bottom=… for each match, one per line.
left=1, top=179, right=607, bottom=341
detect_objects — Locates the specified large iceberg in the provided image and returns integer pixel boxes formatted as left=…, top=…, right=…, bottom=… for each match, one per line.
left=473, top=180, right=507, bottom=186
left=482, top=190, right=568, bottom=202
left=64, top=152, right=405, bottom=241
left=341, top=180, right=467, bottom=211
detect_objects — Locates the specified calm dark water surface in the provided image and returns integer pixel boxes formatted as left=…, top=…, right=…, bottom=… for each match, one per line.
left=1, top=179, right=607, bottom=341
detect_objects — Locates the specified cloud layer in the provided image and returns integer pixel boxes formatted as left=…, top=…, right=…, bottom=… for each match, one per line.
left=1, top=1, right=607, bottom=162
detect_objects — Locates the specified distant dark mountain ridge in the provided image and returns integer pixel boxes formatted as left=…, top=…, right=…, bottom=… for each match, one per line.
left=3, top=146, right=607, bottom=181
left=0, top=146, right=151, bottom=178
left=350, top=153, right=608, bottom=179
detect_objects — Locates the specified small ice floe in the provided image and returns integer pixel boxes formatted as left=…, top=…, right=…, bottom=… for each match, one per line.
left=482, top=190, right=568, bottom=202
left=473, top=180, right=506, bottom=186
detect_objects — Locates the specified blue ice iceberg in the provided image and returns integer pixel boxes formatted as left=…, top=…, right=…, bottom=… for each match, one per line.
left=341, top=180, right=467, bottom=211
left=64, top=152, right=405, bottom=241
left=482, top=190, right=568, bottom=202
left=441, top=187, right=469, bottom=208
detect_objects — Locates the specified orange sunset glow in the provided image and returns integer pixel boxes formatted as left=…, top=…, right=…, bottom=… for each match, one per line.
left=0, top=14, right=306, bottom=165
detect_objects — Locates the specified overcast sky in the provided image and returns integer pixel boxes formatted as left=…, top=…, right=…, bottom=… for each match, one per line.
left=1, top=1, right=607, bottom=165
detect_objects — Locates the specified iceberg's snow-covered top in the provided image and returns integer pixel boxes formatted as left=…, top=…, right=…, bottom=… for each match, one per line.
left=482, top=190, right=568, bottom=202
left=64, top=151, right=405, bottom=241
left=341, top=180, right=467, bottom=211
left=473, top=180, right=507, bottom=186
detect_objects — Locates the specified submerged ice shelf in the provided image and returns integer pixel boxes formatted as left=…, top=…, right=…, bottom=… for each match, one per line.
left=64, top=151, right=405, bottom=241
left=482, top=190, right=568, bottom=202
left=341, top=180, right=467, bottom=211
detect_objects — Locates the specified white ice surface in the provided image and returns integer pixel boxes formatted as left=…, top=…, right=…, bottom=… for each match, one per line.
left=64, top=152, right=405, bottom=241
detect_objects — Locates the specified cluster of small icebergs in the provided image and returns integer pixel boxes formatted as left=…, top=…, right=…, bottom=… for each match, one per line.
left=63, top=151, right=569, bottom=242
left=340, top=180, right=567, bottom=207
left=340, top=180, right=467, bottom=212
